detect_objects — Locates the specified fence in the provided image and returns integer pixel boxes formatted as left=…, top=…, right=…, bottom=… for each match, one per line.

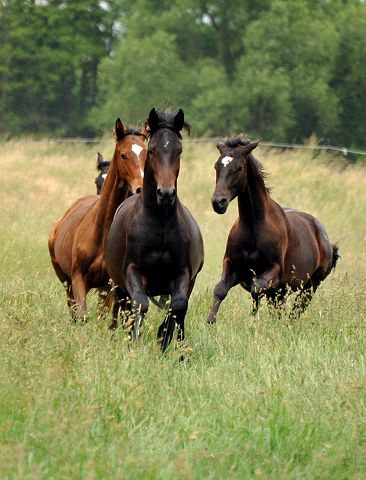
left=3, top=137, right=366, bottom=158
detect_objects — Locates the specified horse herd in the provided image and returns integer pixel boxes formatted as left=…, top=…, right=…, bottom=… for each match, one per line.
left=48, top=108, right=339, bottom=353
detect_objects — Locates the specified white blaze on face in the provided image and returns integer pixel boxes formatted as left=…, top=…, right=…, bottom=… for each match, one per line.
left=140, top=169, right=144, bottom=179
left=164, top=140, right=170, bottom=148
left=221, top=156, right=233, bottom=167
left=132, top=143, right=143, bottom=158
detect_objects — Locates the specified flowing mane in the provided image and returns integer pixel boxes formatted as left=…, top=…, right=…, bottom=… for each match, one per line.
left=144, top=108, right=191, bottom=138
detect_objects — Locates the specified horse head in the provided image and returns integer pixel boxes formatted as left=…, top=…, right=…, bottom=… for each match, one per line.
left=145, top=108, right=190, bottom=207
left=211, top=137, right=260, bottom=214
left=95, top=152, right=110, bottom=195
left=113, top=118, right=147, bottom=196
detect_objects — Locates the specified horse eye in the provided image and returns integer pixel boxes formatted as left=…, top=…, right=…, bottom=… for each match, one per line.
left=121, top=153, right=127, bottom=160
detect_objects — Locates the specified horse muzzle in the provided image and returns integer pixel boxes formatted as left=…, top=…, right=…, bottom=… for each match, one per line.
left=156, top=186, right=176, bottom=207
left=211, top=196, right=229, bottom=214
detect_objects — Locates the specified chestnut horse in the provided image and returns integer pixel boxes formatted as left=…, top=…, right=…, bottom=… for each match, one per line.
left=95, top=152, right=110, bottom=194
left=207, top=136, right=339, bottom=323
left=48, top=119, right=147, bottom=320
left=105, top=108, right=204, bottom=352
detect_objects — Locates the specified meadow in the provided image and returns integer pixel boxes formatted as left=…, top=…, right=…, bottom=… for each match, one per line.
left=0, top=138, right=365, bottom=479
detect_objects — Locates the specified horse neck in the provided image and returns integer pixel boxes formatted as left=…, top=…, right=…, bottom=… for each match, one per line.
left=95, top=151, right=130, bottom=238
left=237, top=155, right=271, bottom=226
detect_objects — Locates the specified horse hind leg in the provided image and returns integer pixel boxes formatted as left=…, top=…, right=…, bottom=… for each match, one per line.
left=71, top=272, right=89, bottom=323
left=291, top=286, right=315, bottom=318
left=108, top=287, right=133, bottom=331
left=291, top=270, right=323, bottom=317
left=64, top=282, right=78, bottom=321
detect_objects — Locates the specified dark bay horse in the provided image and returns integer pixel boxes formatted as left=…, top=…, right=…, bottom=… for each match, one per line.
left=95, top=152, right=110, bottom=194
left=48, top=119, right=147, bottom=320
left=105, top=108, right=204, bottom=352
left=207, top=135, right=339, bottom=323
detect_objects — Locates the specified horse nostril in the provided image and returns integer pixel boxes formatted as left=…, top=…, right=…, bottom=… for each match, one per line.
left=136, top=187, right=142, bottom=194
left=212, top=196, right=228, bottom=214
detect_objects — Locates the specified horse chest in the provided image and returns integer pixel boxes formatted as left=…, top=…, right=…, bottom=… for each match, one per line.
left=229, top=241, right=267, bottom=280
left=137, top=229, right=187, bottom=274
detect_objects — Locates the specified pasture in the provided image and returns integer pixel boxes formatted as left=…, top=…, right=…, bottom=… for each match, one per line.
left=0, top=139, right=365, bottom=479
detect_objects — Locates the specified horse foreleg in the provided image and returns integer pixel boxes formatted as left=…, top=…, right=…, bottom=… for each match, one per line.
left=207, top=258, right=239, bottom=325
left=97, top=285, right=113, bottom=315
left=158, top=270, right=190, bottom=353
left=252, top=263, right=281, bottom=295
left=124, top=264, right=148, bottom=342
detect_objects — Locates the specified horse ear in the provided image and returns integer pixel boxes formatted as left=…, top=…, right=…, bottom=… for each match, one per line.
left=97, top=152, right=104, bottom=168
left=241, top=140, right=261, bottom=155
left=115, top=118, right=125, bottom=141
left=173, top=108, right=185, bottom=132
left=148, top=107, right=160, bottom=131
left=216, top=142, right=225, bottom=154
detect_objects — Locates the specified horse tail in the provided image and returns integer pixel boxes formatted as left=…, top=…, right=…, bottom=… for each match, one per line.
left=331, top=244, right=340, bottom=270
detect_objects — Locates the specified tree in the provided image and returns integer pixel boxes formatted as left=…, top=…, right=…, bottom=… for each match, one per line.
left=331, top=2, right=366, bottom=147
left=234, top=0, right=339, bottom=142
left=0, top=0, right=120, bottom=136
left=89, top=30, right=195, bottom=131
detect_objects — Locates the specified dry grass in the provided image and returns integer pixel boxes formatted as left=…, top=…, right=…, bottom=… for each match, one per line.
left=0, top=139, right=365, bottom=479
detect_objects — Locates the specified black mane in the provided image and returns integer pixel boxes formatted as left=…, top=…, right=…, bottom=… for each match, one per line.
left=223, top=134, right=251, bottom=149
left=145, top=108, right=191, bottom=138
left=124, top=126, right=147, bottom=139
left=224, top=135, right=271, bottom=192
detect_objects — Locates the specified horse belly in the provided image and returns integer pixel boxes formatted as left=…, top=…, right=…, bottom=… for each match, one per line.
left=284, top=224, right=320, bottom=288
left=51, top=196, right=97, bottom=280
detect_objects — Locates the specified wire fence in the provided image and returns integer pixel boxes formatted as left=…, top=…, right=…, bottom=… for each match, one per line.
left=3, top=136, right=366, bottom=158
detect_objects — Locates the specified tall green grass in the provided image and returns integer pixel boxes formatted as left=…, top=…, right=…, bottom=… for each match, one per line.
left=0, top=139, right=365, bottom=479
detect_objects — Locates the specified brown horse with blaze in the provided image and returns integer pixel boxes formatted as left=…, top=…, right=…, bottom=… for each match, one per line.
left=207, top=135, right=339, bottom=323
left=48, top=119, right=147, bottom=320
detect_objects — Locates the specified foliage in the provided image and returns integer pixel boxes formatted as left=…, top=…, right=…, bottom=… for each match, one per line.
left=0, top=0, right=120, bottom=136
left=1, top=0, right=366, bottom=149
left=89, top=30, right=194, bottom=130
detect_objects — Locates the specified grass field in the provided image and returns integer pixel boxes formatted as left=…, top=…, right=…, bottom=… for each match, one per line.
left=0, top=138, right=365, bottom=479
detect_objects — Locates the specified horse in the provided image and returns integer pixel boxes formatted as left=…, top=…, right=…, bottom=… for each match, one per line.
left=105, top=108, right=204, bottom=352
left=207, top=135, right=339, bottom=324
left=48, top=119, right=147, bottom=321
left=95, top=152, right=110, bottom=194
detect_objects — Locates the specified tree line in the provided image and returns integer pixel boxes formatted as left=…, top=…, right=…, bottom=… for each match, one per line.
left=0, top=0, right=365, bottom=149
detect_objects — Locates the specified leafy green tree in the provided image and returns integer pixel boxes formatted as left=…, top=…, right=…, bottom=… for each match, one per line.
left=89, top=30, right=195, bottom=131
left=331, top=2, right=366, bottom=147
left=234, top=0, right=339, bottom=142
left=188, top=59, right=237, bottom=135
left=0, top=0, right=120, bottom=135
